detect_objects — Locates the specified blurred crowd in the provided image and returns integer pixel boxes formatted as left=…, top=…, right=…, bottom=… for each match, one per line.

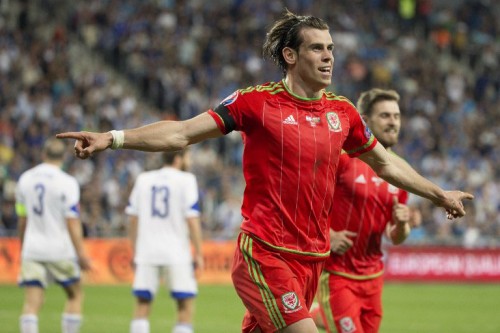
left=1, top=0, right=499, bottom=247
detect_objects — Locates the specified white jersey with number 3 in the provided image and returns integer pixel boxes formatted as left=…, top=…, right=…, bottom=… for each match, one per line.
left=126, top=167, right=200, bottom=265
left=15, top=163, right=80, bottom=261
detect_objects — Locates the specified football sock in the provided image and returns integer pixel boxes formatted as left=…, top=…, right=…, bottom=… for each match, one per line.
left=62, top=313, right=82, bottom=333
left=20, top=314, right=38, bottom=333
left=130, top=318, right=150, bottom=333
left=172, top=323, right=193, bottom=333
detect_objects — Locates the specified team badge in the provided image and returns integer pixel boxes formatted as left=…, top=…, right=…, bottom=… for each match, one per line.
left=281, top=291, right=300, bottom=311
left=221, top=91, right=238, bottom=106
left=326, top=112, right=342, bottom=132
left=339, top=317, right=356, bottom=333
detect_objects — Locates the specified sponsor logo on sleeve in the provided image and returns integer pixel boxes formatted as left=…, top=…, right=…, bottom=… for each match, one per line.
left=221, top=91, right=239, bottom=106
left=361, top=117, right=372, bottom=139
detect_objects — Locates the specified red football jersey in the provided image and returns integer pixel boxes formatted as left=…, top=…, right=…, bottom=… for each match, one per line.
left=208, top=80, right=377, bottom=258
left=324, top=152, right=408, bottom=277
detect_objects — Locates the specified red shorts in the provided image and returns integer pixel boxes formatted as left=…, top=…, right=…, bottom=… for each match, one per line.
left=317, top=272, right=383, bottom=333
left=231, top=232, right=324, bottom=333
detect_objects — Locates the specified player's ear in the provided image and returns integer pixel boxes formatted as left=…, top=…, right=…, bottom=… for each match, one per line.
left=283, top=47, right=297, bottom=65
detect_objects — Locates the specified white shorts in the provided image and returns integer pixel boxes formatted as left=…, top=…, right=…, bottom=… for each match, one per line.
left=132, top=263, right=197, bottom=301
left=19, top=259, right=81, bottom=289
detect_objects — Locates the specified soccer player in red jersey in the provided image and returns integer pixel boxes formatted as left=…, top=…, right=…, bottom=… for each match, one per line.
left=311, top=89, right=422, bottom=333
left=57, top=10, right=472, bottom=333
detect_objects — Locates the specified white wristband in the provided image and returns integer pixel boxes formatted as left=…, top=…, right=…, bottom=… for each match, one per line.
left=109, top=130, right=125, bottom=150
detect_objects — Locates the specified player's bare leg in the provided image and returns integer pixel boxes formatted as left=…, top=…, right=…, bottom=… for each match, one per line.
left=22, top=286, right=44, bottom=314
left=61, top=283, right=84, bottom=333
left=249, top=318, right=319, bottom=333
left=173, top=298, right=195, bottom=333
left=62, top=282, right=84, bottom=313
left=130, top=298, right=152, bottom=333
left=309, top=302, right=326, bottom=329
left=133, top=298, right=152, bottom=318
left=282, top=318, right=319, bottom=333
left=20, top=286, right=44, bottom=333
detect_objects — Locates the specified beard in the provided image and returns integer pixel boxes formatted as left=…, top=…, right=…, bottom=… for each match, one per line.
left=379, top=136, right=398, bottom=148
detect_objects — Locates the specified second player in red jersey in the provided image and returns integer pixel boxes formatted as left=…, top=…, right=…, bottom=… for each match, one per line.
left=325, top=152, right=408, bottom=276
left=314, top=89, right=421, bottom=333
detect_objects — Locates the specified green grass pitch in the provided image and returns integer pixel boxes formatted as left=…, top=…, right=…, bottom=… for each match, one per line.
left=1, top=283, right=500, bottom=332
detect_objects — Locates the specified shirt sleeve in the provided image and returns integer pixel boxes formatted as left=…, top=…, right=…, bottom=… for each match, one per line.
left=65, top=177, right=80, bottom=218
left=184, top=173, right=201, bottom=218
left=342, top=104, right=378, bottom=157
left=398, top=190, right=409, bottom=205
left=208, top=89, right=255, bottom=134
left=208, top=106, right=236, bottom=134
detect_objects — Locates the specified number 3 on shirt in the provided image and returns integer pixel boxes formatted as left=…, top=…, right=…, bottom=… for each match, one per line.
left=33, top=183, right=45, bottom=216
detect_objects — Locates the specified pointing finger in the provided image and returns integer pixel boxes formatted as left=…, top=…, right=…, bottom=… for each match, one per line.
left=461, top=192, right=474, bottom=200
left=56, top=132, right=86, bottom=140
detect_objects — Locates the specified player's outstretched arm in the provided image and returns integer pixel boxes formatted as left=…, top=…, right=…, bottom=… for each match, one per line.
left=56, top=112, right=223, bottom=159
left=358, top=143, right=474, bottom=219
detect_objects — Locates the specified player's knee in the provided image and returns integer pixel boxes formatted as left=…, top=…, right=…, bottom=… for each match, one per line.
left=176, top=298, right=194, bottom=312
left=64, top=285, right=82, bottom=301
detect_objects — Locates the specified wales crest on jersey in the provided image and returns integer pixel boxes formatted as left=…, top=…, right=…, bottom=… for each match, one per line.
left=326, top=112, right=342, bottom=132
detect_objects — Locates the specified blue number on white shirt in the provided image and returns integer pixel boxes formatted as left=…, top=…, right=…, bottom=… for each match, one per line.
left=151, top=186, right=169, bottom=218
left=33, top=183, right=45, bottom=216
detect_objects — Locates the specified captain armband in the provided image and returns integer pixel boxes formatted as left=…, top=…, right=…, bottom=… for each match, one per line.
left=15, top=203, right=27, bottom=217
left=212, top=104, right=237, bottom=134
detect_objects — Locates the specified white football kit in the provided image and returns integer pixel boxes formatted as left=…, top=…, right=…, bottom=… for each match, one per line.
left=126, top=167, right=200, bottom=299
left=16, top=163, right=80, bottom=261
left=15, top=163, right=81, bottom=286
